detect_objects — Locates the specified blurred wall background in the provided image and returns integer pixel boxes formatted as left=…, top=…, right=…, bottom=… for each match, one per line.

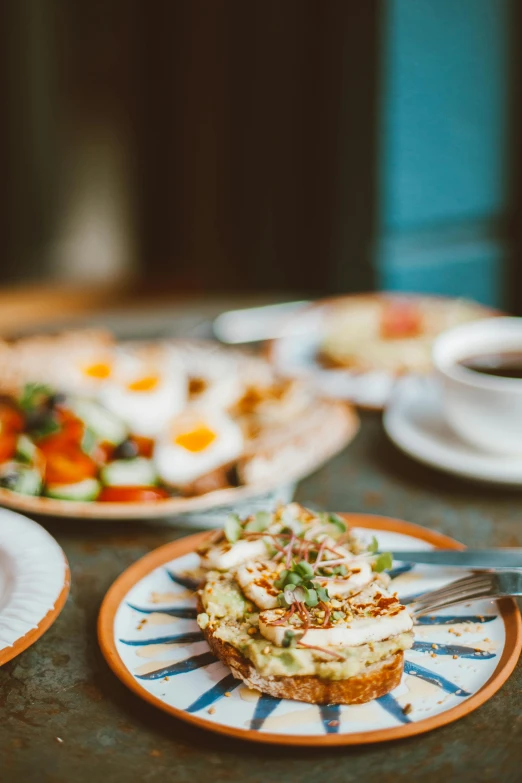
left=1, top=0, right=519, bottom=308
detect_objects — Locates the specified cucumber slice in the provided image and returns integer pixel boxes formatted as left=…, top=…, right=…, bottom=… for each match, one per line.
left=69, top=398, right=127, bottom=446
left=45, top=478, right=100, bottom=501
left=100, top=458, right=157, bottom=487
left=0, top=461, right=43, bottom=495
left=15, top=434, right=38, bottom=464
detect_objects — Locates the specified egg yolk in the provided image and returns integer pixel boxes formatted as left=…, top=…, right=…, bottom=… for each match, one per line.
left=83, top=362, right=112, bottom=379
left=127, top=375, right=160, bottom=392
left=174, top=426, right=216, bottom=452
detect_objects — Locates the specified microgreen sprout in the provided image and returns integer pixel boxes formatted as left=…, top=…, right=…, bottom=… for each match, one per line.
left=244, top=510, right=272, bottom=533
left=317, top=511, right=347, bottom=534
left=224, top=513, right=242, bottom=543
left=368, top=535, right=379, bottom=554
left=373, top=551, right=393, bottom=572
left=275, top=560, right=330, bottom=608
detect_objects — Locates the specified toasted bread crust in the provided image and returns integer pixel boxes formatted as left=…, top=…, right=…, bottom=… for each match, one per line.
left=198, top=602, right=404, bottom=705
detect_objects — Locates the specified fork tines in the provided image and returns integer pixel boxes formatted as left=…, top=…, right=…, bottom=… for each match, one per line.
left=412, top=573, right=496, bottom=617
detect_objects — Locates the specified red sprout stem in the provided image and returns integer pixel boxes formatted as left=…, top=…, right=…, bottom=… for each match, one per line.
left=312, top=538, right=327, bottom=572
left=271, top=605, right=296, bottom=625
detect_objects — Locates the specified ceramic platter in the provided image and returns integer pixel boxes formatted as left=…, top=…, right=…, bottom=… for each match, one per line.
left=384, top=376, right=522, bottom=486
left=0, top=395, right=357, bottom=523
left=0, top=509, right=70, bottom=666
left=98, top=514, right=521, bottom=746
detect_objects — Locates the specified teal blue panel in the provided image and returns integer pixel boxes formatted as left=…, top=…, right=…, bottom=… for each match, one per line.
left=380, top=0, right=510, bottom=231
left=378, top=241, right=504, bottom=308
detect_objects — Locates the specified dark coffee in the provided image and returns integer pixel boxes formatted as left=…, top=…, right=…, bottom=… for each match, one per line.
left=458, top=351, right=522, bottom=379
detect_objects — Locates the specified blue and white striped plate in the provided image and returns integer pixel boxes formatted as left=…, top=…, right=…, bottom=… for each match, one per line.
left=98, top=515, right=521, bottom=745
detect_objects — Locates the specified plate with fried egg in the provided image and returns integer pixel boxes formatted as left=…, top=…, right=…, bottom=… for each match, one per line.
left=0, top=332, right=358, bottom=520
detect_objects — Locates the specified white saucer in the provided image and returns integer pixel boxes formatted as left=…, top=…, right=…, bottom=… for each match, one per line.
left=384, top=376, right=522, bottom=485
left=0, top=509, right=70, bottom=665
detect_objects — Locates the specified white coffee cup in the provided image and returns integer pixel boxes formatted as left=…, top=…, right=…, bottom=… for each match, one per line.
left=432, top=317, right=522, bottom=455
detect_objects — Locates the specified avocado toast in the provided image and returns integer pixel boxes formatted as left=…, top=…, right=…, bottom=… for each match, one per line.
left=197, top=504, right=413, bottom=704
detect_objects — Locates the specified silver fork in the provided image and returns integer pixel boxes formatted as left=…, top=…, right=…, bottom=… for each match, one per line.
left=410, top=570, right=522, bottom=618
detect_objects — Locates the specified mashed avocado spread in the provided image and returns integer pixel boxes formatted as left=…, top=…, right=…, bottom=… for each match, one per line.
left=198, top=571, right=414, bottom=681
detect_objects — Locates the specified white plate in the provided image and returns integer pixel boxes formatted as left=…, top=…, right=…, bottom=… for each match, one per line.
left=0, top=509, right=70, bottom=665
left=270, top=319, right=396, bottom=409
left=384, top=376, right=522, bottom=485
left=98, top=516, right=521, bottom=745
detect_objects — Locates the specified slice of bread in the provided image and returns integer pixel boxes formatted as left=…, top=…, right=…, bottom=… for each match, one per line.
left=198, top=601, right=404, bottom=705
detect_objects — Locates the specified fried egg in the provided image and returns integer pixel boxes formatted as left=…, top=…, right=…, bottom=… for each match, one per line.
left=58, top=350, right=117, bottom=395
left=98, top=351, right=187, bottom=437
left=154, top=410, right=244, bottom=487
left=184, top=353, right=245, bottom=411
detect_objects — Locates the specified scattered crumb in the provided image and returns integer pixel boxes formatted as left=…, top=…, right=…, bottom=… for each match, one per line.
left=430, top=653, right=437, bottom=658
left=328, top=720, right=340, bottom=727
left=484, top=638, right=491, bottom=643
left=56, top=737, right=64, bottom=744
left=208, top=707, right=216, bottom=715
left=402, top=704, right=413, bottom=716
left=453, top=654, right=458, bottom=659
left=164, top=677, right=169, bottom=681
left=478, top=616, right=484, bottom=622
left=224, top=692, right=231, bottom=698
left=150, top=749, right=161, bottom=758
left=247, top=627, right=257, bottom=636
left=431, top=644, right=438, bottom=650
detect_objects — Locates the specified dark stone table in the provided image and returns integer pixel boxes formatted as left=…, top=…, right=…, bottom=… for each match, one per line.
left=2, top=413, right=522, bottom=783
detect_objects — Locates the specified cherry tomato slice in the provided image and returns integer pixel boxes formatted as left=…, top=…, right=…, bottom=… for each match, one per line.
left=0, top=432, right=17, bottom=463
left=380, top=302, right=422, bottom=339
left=94, top=441, right=115, bottom=464
left=98, top=486, right=169, bottom=503
left=130, top=435, right=155, bottom=459
left=45, top=450, right=97, bottom=485
left=0, top=404, right=24, bottom=434
left=59, top=414, right=85, bottom=442
left=39, top=423, right=85, bottom=455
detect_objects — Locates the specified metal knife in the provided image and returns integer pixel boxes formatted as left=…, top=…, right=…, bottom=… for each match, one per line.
left=390, top=549, right=522, bottom=569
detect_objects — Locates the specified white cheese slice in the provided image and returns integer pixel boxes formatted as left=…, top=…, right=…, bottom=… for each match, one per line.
left=235, top=560, right=281, bottom=610
left=315, top=560, right=374, bottom=598
left=259, top=607, right=412, bottom=648
left=259, top=583, right=413, bottom=648
left=200, top=538, right=269, bottom=570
